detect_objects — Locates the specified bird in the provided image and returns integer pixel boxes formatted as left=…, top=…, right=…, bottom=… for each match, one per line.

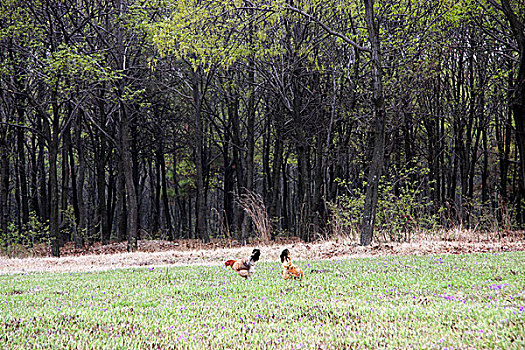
left=224, top=248, right=261, bottom=278
left=280, top=248, right=303, bottom=280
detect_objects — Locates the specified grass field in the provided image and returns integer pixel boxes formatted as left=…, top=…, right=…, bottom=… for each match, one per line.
left=1, top=252, right=524, bottom=349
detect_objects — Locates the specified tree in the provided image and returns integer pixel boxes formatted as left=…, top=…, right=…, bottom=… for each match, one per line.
left=489, top=0, right=525, bottom=225
left=359, top=0, right=386, bottom=246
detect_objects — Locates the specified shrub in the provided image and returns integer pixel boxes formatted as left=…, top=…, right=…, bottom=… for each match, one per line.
left=328, top=167, right=441, bottom=242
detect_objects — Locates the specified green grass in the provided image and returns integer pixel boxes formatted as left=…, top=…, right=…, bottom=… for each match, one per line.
left=1, top=252, right=524, bottom=349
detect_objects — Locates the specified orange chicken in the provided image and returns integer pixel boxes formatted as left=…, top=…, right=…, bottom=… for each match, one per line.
left=280, top=249, right=303, bottom=280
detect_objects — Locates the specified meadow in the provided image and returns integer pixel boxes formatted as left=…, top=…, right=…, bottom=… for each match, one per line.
left=1, top=252, right=524, bottom=349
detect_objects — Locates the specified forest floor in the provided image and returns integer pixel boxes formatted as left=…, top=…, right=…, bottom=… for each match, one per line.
left=0, top=230, right=523, bottom=274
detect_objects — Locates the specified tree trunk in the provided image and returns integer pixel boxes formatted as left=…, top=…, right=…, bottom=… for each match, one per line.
left=151, top=158, right=160, bottom=236
left=498, top=0, right=525, bottom=229
left=106, top=166, right=115, bottom=239
left=74, top=117, right=86, bottom=248
left=120, top=105, right=139, bottom=251
left=242, top=58, right=256, bottom=243
left=481, top=128, right=489, bottom=206
left=60, top=125, right=70, bottom=244
left=496, top=98, right=511, bottom=204
left=0, top=123, right=9, bottom=250
left=16, top=106, right=29, bottom=230
left=312, top=132, right=326, bottom=236
left=14, top=136, right=22, bottom=234
left=282, top=154, right=291, bottom=234
left=67, top=128, right=80, bottom=229
left=192, top=68, right=210, bottom=242
left=229, top=89, right=246, bottom=240
left=131, top=123, right=142, bottom=237
left=117, top=168, right=127, bottom=242
left=159, top=150, right=173, bottom=238
left=360, top=0, right=386, bottom=246
left=96, top=135, right=109, bottom=244
left=222, top=129, right=235, bottom=237
left=29, top=134, right=40, bottom=219
left=296, top=141, right=311, bottom=242
left=172, top=152, right=186, bottom=238
left=36, top=115, right=48, bottom=224
left=270, top=120, right=284, bottom=233
left=49, top=105, right=61, bottom=257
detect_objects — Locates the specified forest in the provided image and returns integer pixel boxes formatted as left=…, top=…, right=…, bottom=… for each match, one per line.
left=1, top=0, right=525, bottom=257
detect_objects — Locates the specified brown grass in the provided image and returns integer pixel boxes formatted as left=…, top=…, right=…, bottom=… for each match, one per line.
left=236, top=190, right=271, bottom=242
left=0, top=230, right=523, bottom=275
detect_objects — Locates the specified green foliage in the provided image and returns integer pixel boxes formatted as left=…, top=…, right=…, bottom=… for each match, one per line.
left=0, top=0, right=43, bottom=40
left=44, top=43, right=122, bottom=95
left=1, top=253, right=524, bottom=348
left=60, top=205, right=88, bottom=245
left=0, top=1, right=44, bottom=79
left=174, top=157, right=196, bottom=197
left=375, top=167, right=441, bottom=241
left=26, top=211, right=50, bottom=246
left=144, top=0, right=298, bottom=71
left=329, top=167, right=441, bottom=242
left=1, top=212, right=50, bottom=258
left=327, top=178, right=365, bottom=239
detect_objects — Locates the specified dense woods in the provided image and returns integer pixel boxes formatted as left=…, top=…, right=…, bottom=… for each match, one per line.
left=1, top=0, right=525, bottom=256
